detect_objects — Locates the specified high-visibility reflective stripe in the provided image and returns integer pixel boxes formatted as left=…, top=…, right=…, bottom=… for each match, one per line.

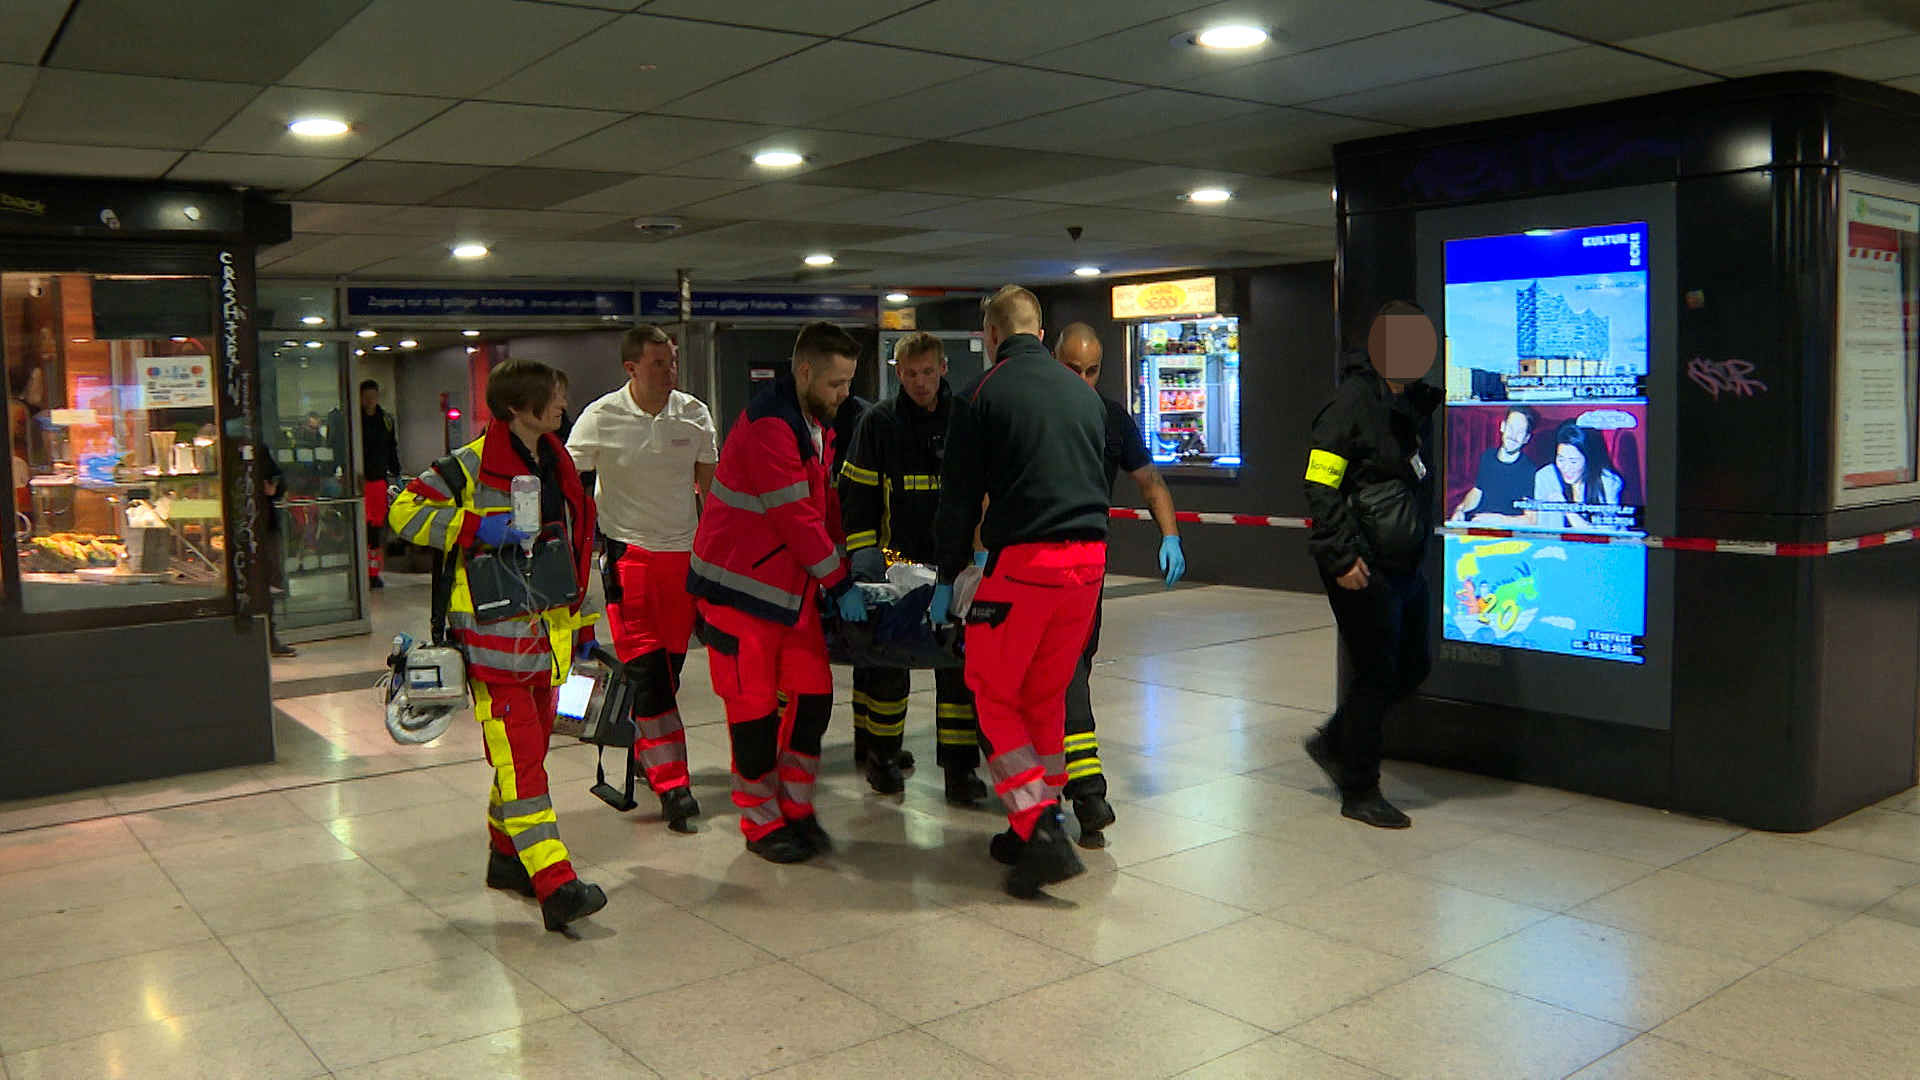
left=937, top=730, right=977, bottom=745
left=841, top=462, right=881, bottom=486
left=760, top=480, right=810, bottom=510
left=466, top=643, right=551, bottom=674
left=865, top=719, right=906, bottom=737
left=806, top=553, right=840, bottom=578
left=863, top=696, right=907, bottom=716
left=1066, top=758, right=1103, bottom=779
left=1306, top=449, right=1349, bottom=488
left=901, top=474, right=940, bottom=491
left=846, top=530, right=880, bottom=551
left=709, top=478, right=810, bottom=513
left=510, top=821, right=562, bottom=852
left=936, top=704, right=975, bottom=719
left=495, top=794, right=553, bottom=819
left=1063, top=732, right=1099, bottom=751
left=636, top=710, right=683, bottom=741
left=778, top=751, right=817, bottom=808
left=986, top=745, right=1041, bottom=785
left=689, top=554, right=805, bottom=612
left=735, top=796, right=784, bottom=827
left=1041, top=752, right=1066, bottom=781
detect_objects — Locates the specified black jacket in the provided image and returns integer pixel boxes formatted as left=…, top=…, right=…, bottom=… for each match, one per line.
left=838, top=381, right=950, bottom=566
left=1304, top=355, right=1442, bottom=577
left=935, top=333, right=1108, bottom=581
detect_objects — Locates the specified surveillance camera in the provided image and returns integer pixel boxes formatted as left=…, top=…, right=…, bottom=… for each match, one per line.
left=1067, top=226, right=1084, bottom=241
left=634, top=216, right=683, bottom=237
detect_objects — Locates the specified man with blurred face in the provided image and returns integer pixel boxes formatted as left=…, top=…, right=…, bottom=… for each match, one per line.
left=568, top=325, right=717, bottom=833
left=688, top=321, right=866, bottom=863
left=838, top=333, right=988, bottom=806
left=1051, top=324, right=1185, bottom=845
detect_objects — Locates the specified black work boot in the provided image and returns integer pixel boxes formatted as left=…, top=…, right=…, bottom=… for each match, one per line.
left=897, top=749, right=916, bottom=771
left=540, top=879, right=607, bottom=931
left=746, top=825, right=815, bottom=863
left=789, top=814, right=833, bottom=855
left=485, top=850, right=534, bottom=897
left=1072, top=793, right=1117, bottom=839
left=865, top=752, right=906, bottom=795
left=659, top=786, right=700, bottom=833
left=989, top=829, right=1024, bottom=866
left=1005, top=807, right=1084, bottom=899
left=944, top=767, right=990, bottom=808
left=1304, top=730, right=1354, bottom=791
left=1341, top=787, right=1412, bottom=829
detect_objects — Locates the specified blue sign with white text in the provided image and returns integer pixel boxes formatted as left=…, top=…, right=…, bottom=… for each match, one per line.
left=638, top=291, right=877, bottom=320
left=346, top=288, right=635, bottom=318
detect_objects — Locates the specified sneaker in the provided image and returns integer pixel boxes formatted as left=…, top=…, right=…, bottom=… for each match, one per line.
left=745, top=825, right=815, bottom=863
left=484, top=850, right=534, bottom=897
left=540, top=879, right=607, bottom=931
left=865, top=753, right=905, bottom=796
left=1303, top=731, right=1354, bottom=791
left=368, top=574, right=385, bottom=589
left=944, top=767, right=989, bottom=808
left=988, top=829, right=1024, bottom=866
left=1005, top=807, right=1084, bottom=899
left=659, top=786, right=700, bottom=832
left=1071, top=793, right=1116, bottom=835
left=269, top=638, right=299, bottom=658
left=788, top=814, right=833, bottom=855
left=1340, top=788, right=1412, bottom=829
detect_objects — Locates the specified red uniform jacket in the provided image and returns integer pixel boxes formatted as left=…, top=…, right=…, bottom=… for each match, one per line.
left=688, top=372, right=852, bottom=626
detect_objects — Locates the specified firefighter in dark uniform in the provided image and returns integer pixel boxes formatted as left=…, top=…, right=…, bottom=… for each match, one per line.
left=1302, top=301, right=1443, bottom=829
left=838, top=332, right=991, bottom=807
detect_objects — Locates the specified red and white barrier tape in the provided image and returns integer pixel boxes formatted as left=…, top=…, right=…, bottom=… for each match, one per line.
left=1107, top=507, right=1920, bottom=558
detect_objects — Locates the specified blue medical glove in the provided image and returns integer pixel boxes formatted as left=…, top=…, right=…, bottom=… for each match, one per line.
left=929, top=583, right=953, bottom=626
left=972, top=550, right=988, bottom=569
left=849, top=547, right=888, bottom=583
left=473, top=513, right=527, bottom=550
left=835, top=586, right=870, bottom=623
left=1159, top=535, right=1186, bottom=588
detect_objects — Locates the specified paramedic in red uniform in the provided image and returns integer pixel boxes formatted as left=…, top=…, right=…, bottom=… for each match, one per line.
left=932, top=285, right=1109, bottom=898
left=688, top=321, right=869, bottom=864
left=567, top=324, right=715, bottom=832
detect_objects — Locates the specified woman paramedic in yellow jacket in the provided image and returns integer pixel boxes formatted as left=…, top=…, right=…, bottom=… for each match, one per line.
left=389, top=359, right=606, bottom=932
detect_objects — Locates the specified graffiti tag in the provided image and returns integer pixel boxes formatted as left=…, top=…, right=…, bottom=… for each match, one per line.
left=1687, top=357, right=1768, bottom=400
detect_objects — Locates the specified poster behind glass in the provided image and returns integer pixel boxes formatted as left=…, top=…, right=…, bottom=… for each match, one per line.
left=1441, top=222, right=1650, bottom=664
left=1835, top=187, right=1920, bottom=503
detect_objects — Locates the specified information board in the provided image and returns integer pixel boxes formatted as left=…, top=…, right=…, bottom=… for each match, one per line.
left=1836, top=188, right=1920, bottom=498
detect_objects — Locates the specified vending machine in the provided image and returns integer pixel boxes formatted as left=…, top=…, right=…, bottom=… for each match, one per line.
left=1114, top=276, right=1240, bottom=473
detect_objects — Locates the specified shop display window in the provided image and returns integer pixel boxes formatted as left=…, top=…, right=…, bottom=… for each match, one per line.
left=6, top=272, right=226, bottom=612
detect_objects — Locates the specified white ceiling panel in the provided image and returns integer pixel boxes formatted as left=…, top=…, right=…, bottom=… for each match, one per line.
left=1893, top=74, right=1920, bottom=92
left=479, top=14, right=813, bottom=112
left=426, top=167, right=634, bottom=208
left=851, top=0, right=1204, bottom=62
left=291, top=202, right=408, bottom=233
left=661, top=41, right=987, bottom=126
left=1027, top=0, right=1456, bottom=85
left=296, top=161, right=498, bottom=203
left=166, top=152, right=351, bottom=190
left=550, top=175, right=753, bottom=213
left=1300, top=46, right=1711, bottom=127
left=675, top=183, right=872, bottom=218
left=240, top=234, right=439, bottom=275
left=815, top=68, right=1132, bottom=140
left=1182, top=13, right=1576, bottom=106
left=780, top=191, right=972, bottom=225
left=368, top=102, right=625, bottom=165
left=1008, top=165, right=1273, bottom=207
left=662, top=130, right=912, bottom=181
left=1621, top=4, right=1917, bottom=71
left=199, top=87, right=456, bottom=159
left=531, top=114, right=774, bottom=172
left=639, top=0, right=916, bottom=36
left=1721, top=33, right=1920, bottom=81
left=852, top=229, right=1007, bottom=253
left=0, top=141, right=182, bottom=178
left=953, top=89, right=1268, bottom=153
left=874, top=198, right=1058, bottom=230
left=346, top=205, right=626, bottom=239
left=10, top=70, right=259, bottom=149
left=283, top=0, right=617, bottom=97
left=0, top=0, right=67, bottom=65
left=0, top=63, right=37, bottom=127
left=48, top=0, right=371, bottom=84
left=1498, top=0, right=1862, bottom=44
left=1097, top=107, right=1404, bottom=173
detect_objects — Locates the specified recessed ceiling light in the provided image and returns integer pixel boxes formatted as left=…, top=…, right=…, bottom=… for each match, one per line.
left=1525, top=228, right=1555, bottom=236
left=169, top=336, right=189, bottom=343
left=373, top=345, right=391, bottom=352
left=804, top=253, right=835, bottom=266
left=1329, top=188, right=1338, bottom=202
left=466, top=346, right=478, bottom=354
left=398, top=339, right=419, bottom=348
left=451, top=243, right=489, bottom=259
left=300, top=314, right=325, bottom=325
left=1194, top=25, right=1268, bottom=49
left=354, top=349, right=366, bottom=356
left=1185, top=187, right=1232, bottom=203
left=461, top=329, right=480, bottom=337
left=1074, top=266, right=1102, bottom=277
left=885, top=292, right=909, bottom=303
left=281, top=339, right=298, bottom=346
left=356, top=329, right=378, bottom=338
left=304, top=341, right=322, bottom=349
left=753, top=150, right=805, bottom=167
left=288, top=117, right=350, bottom=137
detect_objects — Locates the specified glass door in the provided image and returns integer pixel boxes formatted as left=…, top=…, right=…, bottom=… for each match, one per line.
left=261, top=338, right=366, bottom=636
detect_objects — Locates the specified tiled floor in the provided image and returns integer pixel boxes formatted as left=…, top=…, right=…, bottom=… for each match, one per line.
left=4, top=581, right=1920, bottom=1079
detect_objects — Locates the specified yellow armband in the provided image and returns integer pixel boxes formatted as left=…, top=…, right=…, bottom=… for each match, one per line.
left=1305, top=449, right=1348, bottom=489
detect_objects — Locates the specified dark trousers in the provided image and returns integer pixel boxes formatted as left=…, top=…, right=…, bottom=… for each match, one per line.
left=1062, top=597, right=1105, bottom=800
left=1320, top=564, right=1431, bottom=792
left=852, top=666, right=981, bottom=770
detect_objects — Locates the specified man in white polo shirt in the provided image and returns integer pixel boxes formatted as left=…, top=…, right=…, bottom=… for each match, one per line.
left=567, top=324, right=717, bottom=832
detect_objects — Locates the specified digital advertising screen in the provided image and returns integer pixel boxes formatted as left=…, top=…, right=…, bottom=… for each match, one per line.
left=1441, top=221, right=1652, bottom=666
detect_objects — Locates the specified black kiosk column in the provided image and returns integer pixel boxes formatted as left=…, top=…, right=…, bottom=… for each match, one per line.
left=1335, top=72, right=1920, bottom=832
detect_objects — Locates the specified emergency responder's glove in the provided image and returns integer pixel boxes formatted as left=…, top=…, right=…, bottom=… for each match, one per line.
left=972, top=550, right=988, bottom=569
left=835, top=586, right=871, bottom=623
left=929, top=583, right=953, bottom=626
left=1159, top=535, right=1186, bottom=588
left=849, top=546, right=888, bottom=583
left=473, top=513, right=528, bottom=549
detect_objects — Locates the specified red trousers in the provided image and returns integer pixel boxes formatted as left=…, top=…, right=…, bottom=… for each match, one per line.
left=364, top=480, right=388, bottom=577
left=473, top=679, right=576, bottom=901
left=964, top=540, right=1106, bottom=839
left=698, top=596, right=834, bottom=841
left=603, top=543, right=693, bottom=793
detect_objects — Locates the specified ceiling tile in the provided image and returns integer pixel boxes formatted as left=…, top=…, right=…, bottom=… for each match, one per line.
left=166, top=152, right=352, bottom=190
left=814, top=67, right=1131, bottom=140
left=0, top=0, right=67, bottom=65
left=264, top=234, right=447, bottom=275
left=953, top=89, right=1267, bottom=153
left=1181, top=13, right=1576, bottom=106
left=1009, top=165, right=1270, bottom=206
left=317, top=205, right=624, bottom=239
left=48, top=0, right=371, bottom=84
left=550, top=174, right=753, bottom=212
left=283, top=0, right=617, bottom=97
left=662, top=40, right=987, bottom=126
left=10, top=70, right=260, bottom=149
left=0, top=141, right=182, bottom=179
left=1620, top=4, right=1916, bottom=71
left=200, top=87, right=457, bottom=158
left=674, top=182, right=870, bottom=218
left=479, top=13, right=814, bottom=112
left=691, top=221, right=921, bottom=251
left=1720, top=33, right=1920, bottom=81
left=852, top=0, right=1200, bottom=61
left=1300, top=45, right=1707, bottom=126
left=1891, top=74, right=1920, bottom=92
left=368, top=101, right=625, bottom=165
left=1027, top=0, right=1457, bottom=84
left=0, top=63, right=36, bottom=130
left=427, top=167, right=635, bottom=208
left=290, top=201, right=409, bottom=233
left=853, top=228, right=1006, bottom=253
left=797, top=141, right=1134, bottom=198
left=1086, top=106, right=1403, bottom=172
left=296, top=160, right=497, bottom=202
left=874, top=198, right=1057, bottom=230
left=1495, top=0, right=1821, bottom=44
left=531, top=114, right=774, bottom=172
left=639, top=0, right=914, bottom=35
left=564, top=215, right=738, bottom=242
left=661, top=129, right=912, bottom=181
left=780, top=190, right=971, bottom=225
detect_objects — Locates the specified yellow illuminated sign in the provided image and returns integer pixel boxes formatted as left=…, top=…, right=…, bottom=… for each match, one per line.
left=1111, top=276, right=1219, bottom=320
